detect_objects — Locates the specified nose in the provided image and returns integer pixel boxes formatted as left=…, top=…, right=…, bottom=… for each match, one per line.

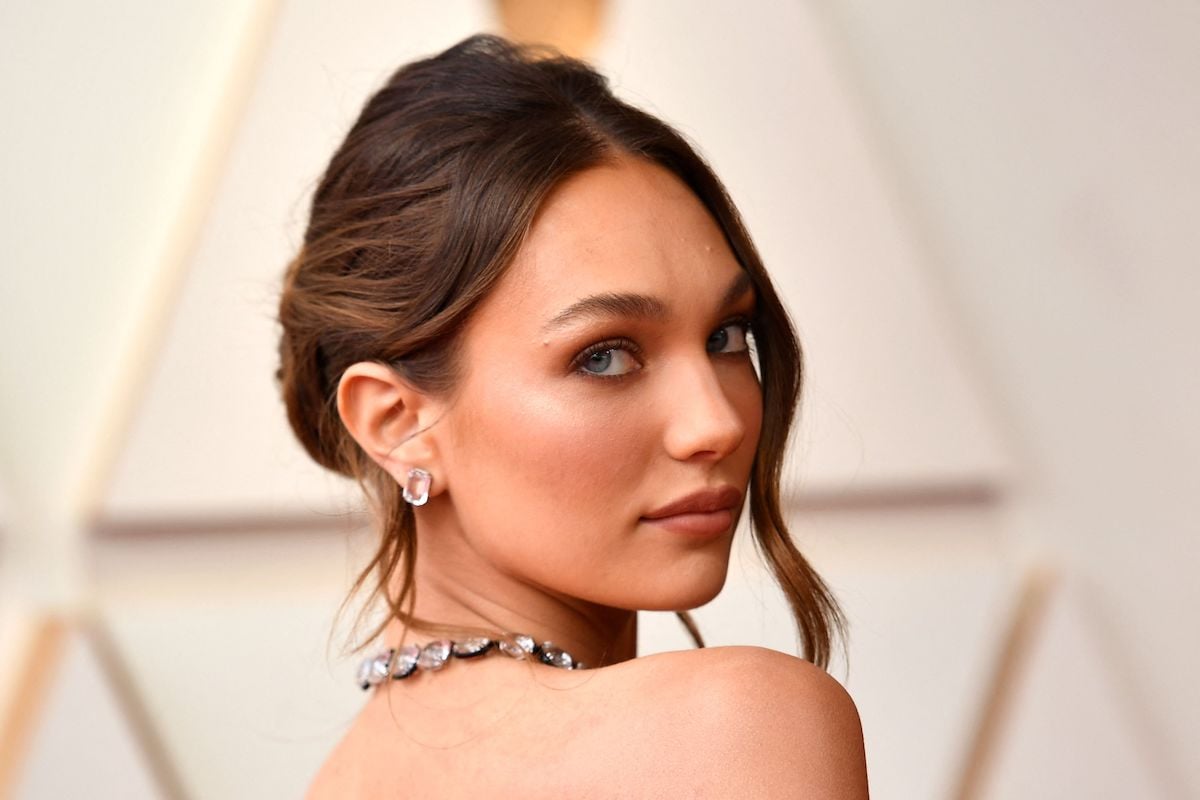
left=661, top=358, right=749, bottom=462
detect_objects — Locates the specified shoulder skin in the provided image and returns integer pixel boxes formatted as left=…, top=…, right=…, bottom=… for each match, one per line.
left=621, top=645, right=870, bottom=798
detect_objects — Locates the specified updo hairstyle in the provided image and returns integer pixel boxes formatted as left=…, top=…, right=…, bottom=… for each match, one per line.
left=276, top=34, right=843, bottom=667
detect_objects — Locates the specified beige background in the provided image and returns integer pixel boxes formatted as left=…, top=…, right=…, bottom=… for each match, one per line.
left=1, top=1, right=1196, bottom=798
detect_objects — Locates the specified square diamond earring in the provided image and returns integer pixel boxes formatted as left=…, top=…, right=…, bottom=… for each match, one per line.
left=403, top=467, right=432, bottom=506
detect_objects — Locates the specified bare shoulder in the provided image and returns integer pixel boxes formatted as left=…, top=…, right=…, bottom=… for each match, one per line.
left=618, top=644, right=855, bottom=710
left=614, top=646, right=869, bottom=798
left=304, top=721, right=367, bottom=800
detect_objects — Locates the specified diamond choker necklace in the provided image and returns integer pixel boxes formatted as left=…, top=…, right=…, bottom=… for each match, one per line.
left=356, top=634, right=587, bottom=690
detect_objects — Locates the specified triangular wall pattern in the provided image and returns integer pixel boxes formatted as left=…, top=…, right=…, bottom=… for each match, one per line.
left=8, top=621, right=171, bottom=800
left=976, top=580, right=1170, bottom=800
left=95, top=540, right=366, bottom=800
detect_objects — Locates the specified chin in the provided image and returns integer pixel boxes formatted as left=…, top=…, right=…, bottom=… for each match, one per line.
left=634, top=563, right=730, bottom=612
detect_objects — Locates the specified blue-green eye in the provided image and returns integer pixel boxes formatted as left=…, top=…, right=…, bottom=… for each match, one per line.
left=575, top=341, right=641, bottom=378
left=573, top=320, right=753, bottom=381
left=708, top=319, right=753, bottom=354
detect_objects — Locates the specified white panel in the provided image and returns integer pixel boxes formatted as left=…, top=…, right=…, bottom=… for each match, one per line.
left=978, top=580, right=1167, bottom=800
left=642, top=506, right=1019, bottom=800
left=103, top=0, right=1006, bottom=522
left=14, top=627, right=166, bottom=800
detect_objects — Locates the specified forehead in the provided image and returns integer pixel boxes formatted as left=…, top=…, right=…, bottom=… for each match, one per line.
left=474, top=156, right=744, bottom=333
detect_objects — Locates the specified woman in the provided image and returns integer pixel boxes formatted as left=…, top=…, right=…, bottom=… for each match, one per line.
left=278, top=34, right=868, bottom=797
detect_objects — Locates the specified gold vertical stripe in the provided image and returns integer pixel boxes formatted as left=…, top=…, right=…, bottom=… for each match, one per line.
left=74, top=0, right=284, bottom=526
left=953, top=566, right=1056, bottom=800
left=0, top=616, right=66, bottom=799
left=495, top=0, right=607, bottom=59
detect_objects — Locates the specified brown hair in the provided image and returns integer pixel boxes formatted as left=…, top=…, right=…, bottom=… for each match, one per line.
left=276, top=34, right=844, bottom=667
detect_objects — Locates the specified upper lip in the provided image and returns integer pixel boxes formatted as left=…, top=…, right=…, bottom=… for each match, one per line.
left=642, top=486, right=743, bottom=519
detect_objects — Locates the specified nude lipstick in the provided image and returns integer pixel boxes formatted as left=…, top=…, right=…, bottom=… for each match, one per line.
left=641, top=486, right=742, bottom=538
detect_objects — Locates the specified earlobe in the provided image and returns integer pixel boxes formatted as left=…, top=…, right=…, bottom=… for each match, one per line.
left=336, top=362, right=442, bottom=495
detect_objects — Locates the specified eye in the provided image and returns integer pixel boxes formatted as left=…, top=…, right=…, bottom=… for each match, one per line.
left=707, top=318, right=754, bottom=354
left=573, top=339, right=643, bottom=379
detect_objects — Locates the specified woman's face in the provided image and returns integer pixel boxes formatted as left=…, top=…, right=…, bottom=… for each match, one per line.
left=436, top=155, right=763, bottom=612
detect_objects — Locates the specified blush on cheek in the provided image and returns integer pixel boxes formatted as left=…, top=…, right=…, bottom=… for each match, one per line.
left=449, top=377, right=653, bottom=575
left=444, top=378, right=655, bottom=591
left=482, top=384, right=650, bottom=501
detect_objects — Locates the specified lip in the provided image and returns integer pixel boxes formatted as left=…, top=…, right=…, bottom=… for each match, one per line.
left=640, top=486, right=742, bottom=537
left=641, top=508, right=735, bottom=537
left=642, top=486, right=743, bottom=520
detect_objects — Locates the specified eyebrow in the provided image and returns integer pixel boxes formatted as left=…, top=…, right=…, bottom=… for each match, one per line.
left=541, top=270, right=755, bottom=333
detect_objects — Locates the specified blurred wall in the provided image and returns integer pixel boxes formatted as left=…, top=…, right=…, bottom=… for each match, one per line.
left=819, top=2, right=1200, bottom=794
left=0, top=0, right=271, bottom=599
left=1, top=1, right=1195, bottom=798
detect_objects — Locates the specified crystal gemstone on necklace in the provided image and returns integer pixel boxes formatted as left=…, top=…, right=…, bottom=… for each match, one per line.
left=417, top=639, right=452, bottom=671
left=392, top=644, right=420, bottom=679
left=356, top=634, right=585, bottom=690
left=538, top=642, right=575, bottom=669
left=357, top=649, right=393, bottom=689
left=452, top=637, right=494, bottom=658
left=499, top=634, right=537, bottom=659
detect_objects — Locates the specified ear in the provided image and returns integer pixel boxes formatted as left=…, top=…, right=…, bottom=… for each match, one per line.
left=336, top=361, right=445, bottom=497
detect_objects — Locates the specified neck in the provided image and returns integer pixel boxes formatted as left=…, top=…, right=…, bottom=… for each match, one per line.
left=383, top=505, right=639, bottom=670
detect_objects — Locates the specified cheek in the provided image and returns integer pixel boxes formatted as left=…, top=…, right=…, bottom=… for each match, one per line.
left=439, top=359, right=762, bottom=608
left=446, top=372, right=655, bottom=537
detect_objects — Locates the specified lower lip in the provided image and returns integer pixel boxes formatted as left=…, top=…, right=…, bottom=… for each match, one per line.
left=641, top=509, right=734, bottom=538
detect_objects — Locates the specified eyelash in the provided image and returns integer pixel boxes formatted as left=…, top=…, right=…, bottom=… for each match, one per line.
left=570, top=315, right=756, bottom=381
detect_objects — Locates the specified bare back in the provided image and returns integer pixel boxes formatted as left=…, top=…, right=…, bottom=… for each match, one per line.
left=306, top=646, right=868, bottom=798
